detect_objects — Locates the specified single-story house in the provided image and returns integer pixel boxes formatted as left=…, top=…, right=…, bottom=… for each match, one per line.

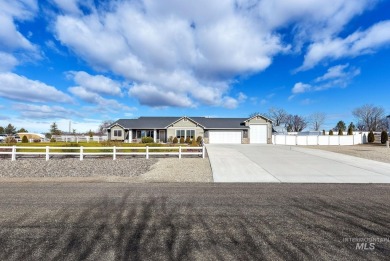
left=107, top=115, right=273, bottom=144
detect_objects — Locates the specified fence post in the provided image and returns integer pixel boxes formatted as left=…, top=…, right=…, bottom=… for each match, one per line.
left=113, top=146, right=116, bottom=160
left=179, top=146, right=182, bottom=159
left=387, top=140, right=389, bottom=149
left=46, top=146, right=49, bottom=161
left=80, top=146, right=83, bottom=161
left=146, top=146, right=149, bottom=159
left=11, top=145, right=16, bottom=161
left=202, top=146, right=205, bottom=158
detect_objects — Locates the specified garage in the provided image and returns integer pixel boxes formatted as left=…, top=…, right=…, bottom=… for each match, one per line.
left=250, top=125, right=267, bottom=144
left=209, top=131, right=242, bottom=144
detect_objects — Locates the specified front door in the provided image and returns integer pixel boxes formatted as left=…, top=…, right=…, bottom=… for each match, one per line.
left=159, top=130, right=166, bottom=143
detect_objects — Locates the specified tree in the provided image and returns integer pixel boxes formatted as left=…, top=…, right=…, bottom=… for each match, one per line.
left=285, top=114, right=307, bottom=132
left=338, top=129, right=343, bottom=136
left=352, top=104, right=385, bottom=131
left=88, top=129, right=94, bottom=138
left=4, top=123, right=16, bottom=135
left=268, top=107, right=288, bottom=126
left=309, top=112, right=326, bottom=131
left=348, top=122, right=355, bottom=131
left=347, top=125, right=353, bottom=135
left=381, top=131, right=388, bottom=144
left=334, top=121, right=346, bottom=132
left=98, top=120, right=114, bottom=134
left=329, top=130, right=334, bottom=135
left=17, top=128, right=28, bottom=133
left=0, top=126, right=4, bottom=134
left=50, top=122, right=61, bottom=135
left=368, top=131, right=375, bottom=143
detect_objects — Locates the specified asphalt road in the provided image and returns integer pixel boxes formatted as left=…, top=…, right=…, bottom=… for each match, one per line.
left=0, top=183, right=389, bottom=260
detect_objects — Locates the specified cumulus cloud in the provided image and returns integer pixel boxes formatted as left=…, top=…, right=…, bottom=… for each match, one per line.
left=67, top=71, right=122, bottom=96
left=53, top=0, right=288, bottom=108
left=69, top=86, right=135, bottom=111
left=12, top=103, right=81, bottom=119
left=299, top=20, right=390, bottom=70
left=292, top=82, right=312, bottom=94
left=0, top=72, right=73, bottom=103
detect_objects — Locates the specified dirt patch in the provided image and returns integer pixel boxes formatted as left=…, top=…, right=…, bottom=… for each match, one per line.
left=303, top=144, right=390, bottom=164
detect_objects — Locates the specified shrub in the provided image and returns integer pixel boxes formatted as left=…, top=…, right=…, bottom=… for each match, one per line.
left=185, top=136, right=191, bottom=144
left=329, top=130, right=334, bottom=136
left=338, top=129, right=343, bottom=136
left=4, top=136, right=16, bottom=144
left=322, top=130, right=325, bottom=135
left=368, top=131, right=375, bottom=143
left=381, top=131, right=388, bottom=144
left=173, top=137, right=178, bottom=144
left=347, top=126, right=353, bottom=135
left=179, top=137, right=185, bottom=144
left=168, top=136, right=173, bottom=143
left=21, top=135, right=29, bottom=143
left=196, top=136, right=203, bottom=143
left=191, top=139, right=198, bottom=147
left=50, top=138, right=56, bottom=142
left=141, top=137, right=154, bottom=143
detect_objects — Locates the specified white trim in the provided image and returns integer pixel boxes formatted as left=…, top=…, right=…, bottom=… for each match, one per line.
left=165, top=116, right=206, bottom=129
left=244, top=114, right=273, bottom=123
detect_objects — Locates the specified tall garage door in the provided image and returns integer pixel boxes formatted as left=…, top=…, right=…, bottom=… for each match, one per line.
left=250, top=125, right=267, bottom=144
left=209, top=131, right=242, bottom=144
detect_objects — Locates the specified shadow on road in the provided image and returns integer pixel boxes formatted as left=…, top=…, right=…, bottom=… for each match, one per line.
left=0, top=189, right=389, bottom=260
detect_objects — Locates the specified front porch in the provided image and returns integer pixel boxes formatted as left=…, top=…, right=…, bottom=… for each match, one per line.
left=126, top=129, right=167, bottom=143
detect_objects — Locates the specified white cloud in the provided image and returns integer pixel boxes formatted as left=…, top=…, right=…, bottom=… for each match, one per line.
left=67, top=71, right=122, bottom=96
left=69, top=86, right=135, bottom=111
left=12, top=103, right=81, bottom=119
left=0, top=72, right=73, bottom=103
left=0, top=1, right=39, bottom=55
left=51, top=0, right=81, bottom=15
left=291, top=64, right=360, bottom=97
left=53, top=0, right=288, bottom=108
left=300, top=20, right=390, bottom=70
left=129, top=84, right=194, bottom=108
left=0, top=52, right=18, bottom=72
left=292, top=82, right=312, bottom=94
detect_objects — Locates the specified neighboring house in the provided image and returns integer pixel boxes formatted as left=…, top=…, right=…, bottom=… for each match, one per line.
left=107, top=115, right=273, bottom=144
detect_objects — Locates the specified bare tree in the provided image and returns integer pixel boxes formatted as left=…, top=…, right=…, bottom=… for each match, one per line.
left=308, top=112, right=326, bottom=131
left=352, top=104, right=385, bottom=131
left=285, top=114, right=307, bottom=132
left=98, top=120, right=114, bottom=134
left=268, top=107, right=288, bottom=126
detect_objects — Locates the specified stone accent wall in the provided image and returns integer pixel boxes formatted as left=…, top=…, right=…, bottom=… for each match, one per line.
left=203, top=138, right=209, bottom=144
left=242, top=138, right=249, bottom=144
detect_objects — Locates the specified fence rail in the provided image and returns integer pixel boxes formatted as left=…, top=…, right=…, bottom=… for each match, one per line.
left=0, top=146, right=205, bottom=161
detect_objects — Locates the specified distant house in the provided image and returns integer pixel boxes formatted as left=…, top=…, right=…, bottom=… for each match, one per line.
left=107, top=115, right=273, bottom=144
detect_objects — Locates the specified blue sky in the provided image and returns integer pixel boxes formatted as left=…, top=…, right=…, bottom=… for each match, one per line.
left=1, top=0, right=390, bottom=133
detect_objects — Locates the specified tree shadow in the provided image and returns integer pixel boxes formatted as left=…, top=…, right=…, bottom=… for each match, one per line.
left=0, top=189, right=389, bottom=260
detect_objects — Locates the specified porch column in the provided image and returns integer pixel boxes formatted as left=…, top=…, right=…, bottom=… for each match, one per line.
left=153, top=129, right=157, bottom=143
left=128, top=129, right=132, bottom=143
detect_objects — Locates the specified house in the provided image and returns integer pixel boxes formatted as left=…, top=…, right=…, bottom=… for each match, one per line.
left=107, top=115, right=273, bottom=144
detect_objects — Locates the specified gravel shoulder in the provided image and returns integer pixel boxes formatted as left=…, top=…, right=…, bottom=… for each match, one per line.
left=0, top=157, right=213, bottom=183
left=303, top=144, right=390, bottom=163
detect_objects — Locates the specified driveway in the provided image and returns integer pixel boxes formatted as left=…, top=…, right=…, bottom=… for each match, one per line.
left=206, top=144, right=390, bottom=183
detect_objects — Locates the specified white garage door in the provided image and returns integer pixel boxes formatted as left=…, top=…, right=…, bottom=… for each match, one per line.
left=250, top=125, right=267, bottom=144
left=209, top=131, right=242, bottom=144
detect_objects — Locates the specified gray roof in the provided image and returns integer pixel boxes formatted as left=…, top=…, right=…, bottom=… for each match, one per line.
left=110, top=116, right=250, bottom=129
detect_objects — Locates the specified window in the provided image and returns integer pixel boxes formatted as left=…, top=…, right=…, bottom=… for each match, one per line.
left=113, top=130, right=122, bottom=137
left=176, top=129, right=195, bottom=139
left=176, top=130, right=185, bottom=138
left=186, top=130, right=195, bottom=139
left=136, top=130, right=154, bottom=139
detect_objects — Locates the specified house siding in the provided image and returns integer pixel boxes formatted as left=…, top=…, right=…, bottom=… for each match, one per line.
left=166, top=118, right=205, bottom=140
left=111, top=126, right=125, bottom=140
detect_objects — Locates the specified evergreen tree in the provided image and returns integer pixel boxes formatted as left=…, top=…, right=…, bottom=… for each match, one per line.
left=4, top=123, right=16, bottom=135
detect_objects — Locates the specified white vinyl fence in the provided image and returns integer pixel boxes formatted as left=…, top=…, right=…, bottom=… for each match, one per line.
left=272, top=134, right=363, bottom=146
left=51, top=135, right=108, bottom=143
left=0, top=146, right=205, bottom=161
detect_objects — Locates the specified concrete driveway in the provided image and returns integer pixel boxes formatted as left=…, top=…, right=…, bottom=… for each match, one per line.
left=206, top=144, right=390, bottom=183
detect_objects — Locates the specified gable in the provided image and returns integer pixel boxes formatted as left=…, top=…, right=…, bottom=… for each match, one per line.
left=171, top=118, right=199, bottom=128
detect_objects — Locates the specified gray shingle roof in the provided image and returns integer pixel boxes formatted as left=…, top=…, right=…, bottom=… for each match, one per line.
left=110, top=116, right=253, bottom=129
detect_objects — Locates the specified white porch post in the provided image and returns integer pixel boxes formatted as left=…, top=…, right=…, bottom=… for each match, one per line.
left=128, top=129, right=132, bottom=143
left=153, top=129, right=157, bottom=143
